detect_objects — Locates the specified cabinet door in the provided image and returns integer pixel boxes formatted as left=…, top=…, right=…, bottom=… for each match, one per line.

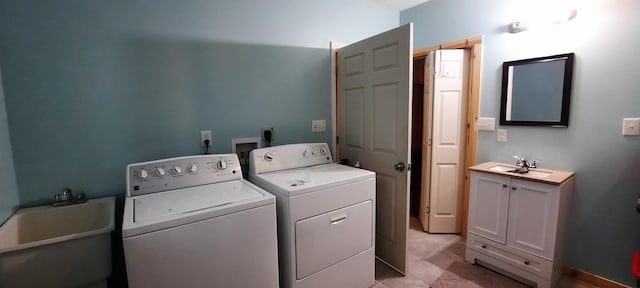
left=506, top=179, right=560, bottom=260
left=468, top=172, right=510, bottom=244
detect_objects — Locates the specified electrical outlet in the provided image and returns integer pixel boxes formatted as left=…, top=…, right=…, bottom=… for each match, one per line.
left=261, top=127, right=274, bottom=142
left=200, top=130, right=212, bottom=147
left=497, top=128, right=507, bottom=142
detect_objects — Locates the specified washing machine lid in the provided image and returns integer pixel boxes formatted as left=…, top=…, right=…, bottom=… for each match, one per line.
left=134, top=180, right=265, bottom=222
left=251, top=163, right=375, bottom=197
left=122, top=179, right=275, bottom=238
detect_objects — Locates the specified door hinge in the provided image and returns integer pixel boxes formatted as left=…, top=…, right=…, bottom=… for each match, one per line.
left=336, top=136, right=339, bottom=145
left=407, top=163, right=412, bottom=171
left=428, top=139, right=433, bottom=146
left=426, top=207, right=430, bottom=214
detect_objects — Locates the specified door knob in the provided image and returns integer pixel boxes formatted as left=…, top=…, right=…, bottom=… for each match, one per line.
left=394, top=162, right=406, bottom=172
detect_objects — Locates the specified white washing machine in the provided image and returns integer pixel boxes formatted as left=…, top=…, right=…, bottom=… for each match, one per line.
left=249, top=143, right=376, bottom=288
left=122, top=154, right=279, bottom=288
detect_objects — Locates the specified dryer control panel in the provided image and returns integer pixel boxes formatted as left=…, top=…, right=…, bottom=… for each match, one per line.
left=250, top=143, right=332, bottom=174
left=126, top=154, right=242, bottom=197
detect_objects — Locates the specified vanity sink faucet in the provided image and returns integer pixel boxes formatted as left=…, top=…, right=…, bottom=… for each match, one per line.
left=512, top=156, right=537, bottom=170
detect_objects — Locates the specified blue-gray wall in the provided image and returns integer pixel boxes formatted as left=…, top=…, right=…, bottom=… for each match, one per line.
left=0, top=66, right=19, bottom=224
left=0, top=0, right=397, bottom=207
left=403, top=0, right=640, bottom=285
left=4, top=0, right=638, bottom=285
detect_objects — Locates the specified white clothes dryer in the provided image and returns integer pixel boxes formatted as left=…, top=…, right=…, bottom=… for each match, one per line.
left=122, top=154, right=279, bottom=288
left=249, top=143, right=376, bottom=288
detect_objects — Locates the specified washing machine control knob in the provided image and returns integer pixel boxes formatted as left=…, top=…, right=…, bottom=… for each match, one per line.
left=138, top=169, right=149, bottom=179
left=264, top=153, right=274, bottom=162
left=217, top=160, right=228, bottom=170
left=320, top=147, right=327, bottom=154
left=155, top=168, right=166, bottom=177
left=188, top=164, right=198, bottom=173
left=172, top=166, right=182, bottom=174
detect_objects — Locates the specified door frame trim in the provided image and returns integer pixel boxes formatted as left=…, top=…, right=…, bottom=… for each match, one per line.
left=330, top=42, right=341, bottom=161
left=414, top=36, right=483, bottom=237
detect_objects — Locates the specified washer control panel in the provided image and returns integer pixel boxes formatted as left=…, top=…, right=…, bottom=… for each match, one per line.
left=126, top=154, right=241, bottom=197
left=250, top=143, right=332, bottom=174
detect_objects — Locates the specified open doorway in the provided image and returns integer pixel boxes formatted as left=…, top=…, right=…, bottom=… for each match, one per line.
left=410, top=56, right=425, bottom=219
left=409, top=37, right=483, bottom=237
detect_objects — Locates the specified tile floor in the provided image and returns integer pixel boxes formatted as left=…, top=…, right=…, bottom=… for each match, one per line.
left=373, top=218, right=601, bottom=288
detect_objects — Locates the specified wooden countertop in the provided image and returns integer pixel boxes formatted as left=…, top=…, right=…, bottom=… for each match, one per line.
left=470, top=162, right=575, bottom=185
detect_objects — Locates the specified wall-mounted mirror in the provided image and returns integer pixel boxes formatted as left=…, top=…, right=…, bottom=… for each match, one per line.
left=500, top=53, right=575, bottom=127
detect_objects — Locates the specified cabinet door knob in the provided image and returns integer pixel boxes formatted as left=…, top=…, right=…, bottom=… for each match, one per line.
left=524, top=260, right=530, bottom=265
left=512, top=187, right=517, bottom=191
left=481, top=244, right=487, bottom=249
left=502, top=184, right=508, bottom=188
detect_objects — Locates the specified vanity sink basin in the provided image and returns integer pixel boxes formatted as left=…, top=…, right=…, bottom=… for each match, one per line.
left=524, top=170, right=552, bottom=178
left=488, top=165, right=551, bottom=178
left=489, top=165, right=516, bottom=172
left=473, top=162, right=574, bottom=185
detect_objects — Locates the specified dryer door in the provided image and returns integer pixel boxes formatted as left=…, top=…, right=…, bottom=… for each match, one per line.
left=295, top=200, right=373, bottom=279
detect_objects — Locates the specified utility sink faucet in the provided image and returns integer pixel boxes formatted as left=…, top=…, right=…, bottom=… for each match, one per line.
left=53, top=187, right=87, bottom=207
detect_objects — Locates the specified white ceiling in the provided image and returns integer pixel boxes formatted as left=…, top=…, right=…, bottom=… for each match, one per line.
left=370, top=0, right=431, bottom=11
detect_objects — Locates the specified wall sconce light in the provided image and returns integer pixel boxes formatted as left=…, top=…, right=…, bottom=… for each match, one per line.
left=508, top=5, right=577, bottom=33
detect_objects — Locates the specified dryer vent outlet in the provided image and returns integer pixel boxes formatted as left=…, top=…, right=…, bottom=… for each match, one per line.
left=233, top=139, right=259, bottom=179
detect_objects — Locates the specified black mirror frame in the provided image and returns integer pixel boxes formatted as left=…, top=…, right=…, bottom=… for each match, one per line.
left=499, top=53, right=575, bottom=127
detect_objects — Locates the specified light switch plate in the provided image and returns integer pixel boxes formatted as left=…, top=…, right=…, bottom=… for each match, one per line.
left=622, top=118, right=640, bottom=136
left=497, top=128, right=507, bottom=142
left=477, top=117, right=496, bottom=131
left=312, top=120, right=326, bottom=133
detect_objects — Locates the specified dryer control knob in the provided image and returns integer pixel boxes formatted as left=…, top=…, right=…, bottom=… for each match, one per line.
left=217, top=160, right=228, bottom=170
left=264, top=153, right=274, bottom=162
left=138, top=169, right=149, bottom=179
left=172, top=166, right=182, bottom=174
left=320, top=147, right=327, bottom=154
left=155, top=168, right=166, bottom=177
left=188, top=164, right=198, bottom=173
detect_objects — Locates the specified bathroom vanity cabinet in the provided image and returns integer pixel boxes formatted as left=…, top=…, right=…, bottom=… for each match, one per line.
left=465, top=162, right=574, bottom=288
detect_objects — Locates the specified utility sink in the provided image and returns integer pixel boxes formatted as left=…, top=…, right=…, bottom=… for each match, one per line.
left=0, top=196, right=114, bottom=288
left=489, top=164, right=552, bottom=179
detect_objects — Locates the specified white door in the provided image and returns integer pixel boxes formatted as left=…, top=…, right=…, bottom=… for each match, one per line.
left=422, top=50, right=469, bottom=233
left=337, top=23, right=413, bottom=274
